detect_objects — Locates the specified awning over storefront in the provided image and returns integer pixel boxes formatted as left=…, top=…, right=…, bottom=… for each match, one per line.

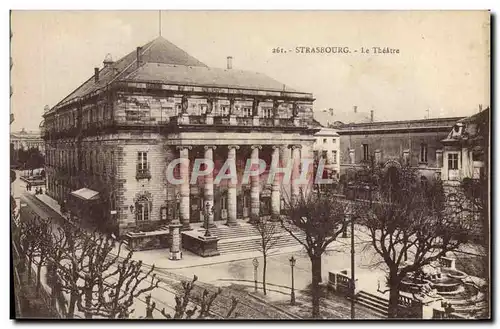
left=71, top=188, right=100, bottom=201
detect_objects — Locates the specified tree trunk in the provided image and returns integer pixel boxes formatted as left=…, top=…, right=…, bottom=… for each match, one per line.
left=36, top=262, right=42, bottom=296
left=67, top=293, right=78, bottom=319
left=311, top=255, right=322, bottom=318
left=263, top=255, right=267, bottom=295
left=388, top=272, right=401, bottom=319
left=84, top=286, right=93, bottom=319
left=27, top=255, right=33, bottom=281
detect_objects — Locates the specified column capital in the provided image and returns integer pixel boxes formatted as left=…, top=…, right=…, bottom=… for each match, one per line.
left=251, top=145, right=262, bottom=150
left=272, top=145, right=282, bottom=150
left=227, top=145, right=240, bottom=150
left=288, top=144, right=302, bottom=150
left=176, top=145, right=193, bottom=151
left=204, top=145, right=217, bottom=151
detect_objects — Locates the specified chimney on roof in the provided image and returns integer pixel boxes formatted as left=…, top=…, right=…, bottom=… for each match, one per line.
left=370, top=110, right=374, bottom=122
left=353, top=105, right=358, bottom=113
left=479, top=104, right=483, bottom=113
left=94, top=67, right=99, bottom=83
left=227, top=56, right=233, bottom=69
left=103, top=53, right=114, bottom=67
left=136, top=47, right=142, bottom=68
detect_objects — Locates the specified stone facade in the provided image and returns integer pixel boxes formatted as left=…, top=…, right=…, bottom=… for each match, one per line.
left=42, top=36, right=317, bottom=238
left=313, top=127, right=340, bottom=178
left=337, top=117, right=464, bottom=181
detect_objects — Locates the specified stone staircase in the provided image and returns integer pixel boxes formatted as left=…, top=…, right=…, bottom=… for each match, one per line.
left=204, top=222, right=306, bottom=255
left=354, top=291, right=389, bottom=317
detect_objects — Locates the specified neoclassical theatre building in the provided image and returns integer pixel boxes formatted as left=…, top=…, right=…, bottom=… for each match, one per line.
left=42, top=36, right=317, bottom=239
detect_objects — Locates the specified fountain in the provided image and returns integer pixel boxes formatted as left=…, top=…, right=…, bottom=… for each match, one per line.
left=399, top=255, right=488, bottom=318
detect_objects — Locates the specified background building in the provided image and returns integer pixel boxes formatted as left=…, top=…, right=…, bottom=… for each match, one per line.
left=312, top=127, right=340, bottom=179
left=336, top=117, right=464, bottom=183
left=314, top=106, right=373, bottom=128
left=11, top=128, right=45, bottom=156
left=441, top=107, right=489, bottom=184
left=42, top=36, right=317, bottom=238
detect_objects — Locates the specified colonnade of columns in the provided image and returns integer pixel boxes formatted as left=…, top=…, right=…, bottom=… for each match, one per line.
left=175, top=144, right=304, bottom=230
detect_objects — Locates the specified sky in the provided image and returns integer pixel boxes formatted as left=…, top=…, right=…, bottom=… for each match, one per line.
left=10, top=10, right=490, bottom=132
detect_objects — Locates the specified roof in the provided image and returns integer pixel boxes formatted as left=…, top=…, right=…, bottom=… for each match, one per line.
left=53, top=36, right=300, bottom=109
left=314, top=109, right=371, bottom=127
left=10, top=129, right=42, bottom=139
left=123, top=62, right=297, bottom=92
left=56, top=36, right=208, bottom=106
left=314, top=127, right=339, bottom=137
left=71, top=188, right=100, bottom=201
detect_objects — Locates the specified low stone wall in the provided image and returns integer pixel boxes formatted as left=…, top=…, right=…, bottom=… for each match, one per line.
left=182, top=232, right=220, bottom=257
left=125, top=230, right=170, bottom=251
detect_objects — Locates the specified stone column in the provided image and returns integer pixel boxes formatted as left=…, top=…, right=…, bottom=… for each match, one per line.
left=226, top=145, right=240, bottom=226
left=249, top=145, right=262, bottom=223
left=177, top=146, right=192, bottom=231
left=290, top=144, right=302, bottom=205
left=204, top=145, right=217, bottom=228
left=271, top=145, right=281, bottom=220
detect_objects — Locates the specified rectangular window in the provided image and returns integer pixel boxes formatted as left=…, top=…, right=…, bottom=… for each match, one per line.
left=332, top=150, right=337, bottom=164
left=448, top=153, right=459, bottom=170
left=363, top=144, right=369, bottom=161
left=322, top=150, right=328, bottom=159
left=138, top=152, right=148, bottom=170
left=262, top=108, right=272, bottom=118
left=242, top=107, right=252, bottom=117
left=89, top=151, right=93, bottom=172
left=323, top=138, right=327, bottom=144
left=420, top=143, right=428, bottom=163
left=110, top=151, right=115, bottom=174
left=332, top=138, right=337, bottom=144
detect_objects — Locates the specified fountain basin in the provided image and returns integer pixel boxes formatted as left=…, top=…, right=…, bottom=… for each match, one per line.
left=441, top=267, right=467, bottom=280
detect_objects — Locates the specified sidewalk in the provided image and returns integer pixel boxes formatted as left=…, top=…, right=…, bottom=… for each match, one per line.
left=36, top=193, right=62, bottom=215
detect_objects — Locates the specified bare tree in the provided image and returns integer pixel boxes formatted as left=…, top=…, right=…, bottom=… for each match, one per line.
left=280, top=188, right=347, bottom=318
left=255, top=216, right=280, bottom=295
left=359, top=166, right=470, bottom=318
left=144, top=275, right=238, bottom=319
left=19, top=214, right=42, bottom=282
left=57, top=231, right=156, bottom=319
left=32, top=217, right=53, bottom=296
left=78, top=255, right=160, bottom=319
left=46, top=221, right=85, bottom=317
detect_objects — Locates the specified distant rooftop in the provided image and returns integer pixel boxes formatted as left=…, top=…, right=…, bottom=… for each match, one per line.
left=314, top=106, right=372, bottom=127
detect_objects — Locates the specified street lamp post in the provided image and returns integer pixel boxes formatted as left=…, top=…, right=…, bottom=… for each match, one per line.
left=348, top=206, right=356, bottom=319
left=289, top=255, right=296, bottom=305
left=252, top=258, right=259, bottom=293
left=203, top=202, right=214, bottom=237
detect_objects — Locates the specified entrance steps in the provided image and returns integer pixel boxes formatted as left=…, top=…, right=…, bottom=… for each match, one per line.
left=202, top=222, right=306, bottom=255
left=354, top=291, right=389, bottom=317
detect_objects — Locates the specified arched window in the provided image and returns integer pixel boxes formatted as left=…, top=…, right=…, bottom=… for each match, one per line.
left=135, top=195, right=151, bottom=222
